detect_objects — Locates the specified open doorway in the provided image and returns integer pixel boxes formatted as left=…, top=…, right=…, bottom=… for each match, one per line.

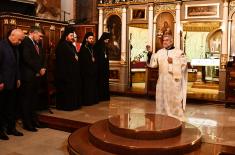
left=183, top=22, right=221, bottom=100
left=129, top=24, right=148, bottom=92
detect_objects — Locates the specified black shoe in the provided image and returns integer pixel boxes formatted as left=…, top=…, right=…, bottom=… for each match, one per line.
left=33, top=121, right=47, bottom=128
left=23, top=125, right=38, bottom=132
left=6, top=129, right=23, bottom=136
left=0, top=131, right=9, bottom=140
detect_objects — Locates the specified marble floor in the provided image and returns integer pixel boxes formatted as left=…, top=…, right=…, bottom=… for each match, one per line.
left=1, top=96, right=235, bottom=155
left=0, top=126, right=70, bottom=155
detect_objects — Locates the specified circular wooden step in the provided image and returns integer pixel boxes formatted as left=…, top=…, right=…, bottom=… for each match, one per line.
left=88, top=119, right=202, bottom=155
left=68, top=126, right=116, bottom=155
left=108, top=113, right=182, bottom=139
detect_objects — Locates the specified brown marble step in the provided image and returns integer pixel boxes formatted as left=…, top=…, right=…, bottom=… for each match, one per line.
left=108, top=113, right=182, bottom=140
left=88, top=119, right=202, bottom=155
left=38, top=114, right=90, bottom=133
left=68, top=126, right=116, bottom=155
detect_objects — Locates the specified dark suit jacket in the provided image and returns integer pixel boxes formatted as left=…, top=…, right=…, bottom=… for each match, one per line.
left=19, top=36, right=46, bottom=82
left=0, top=39, right=20, bottom=90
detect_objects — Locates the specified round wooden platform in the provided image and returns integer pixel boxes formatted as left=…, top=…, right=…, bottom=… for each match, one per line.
left=68, top=114, right=202, bottom=155
left=108, top=113, right=182, bottom=139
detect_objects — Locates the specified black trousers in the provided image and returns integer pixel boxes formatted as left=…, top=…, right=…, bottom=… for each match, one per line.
left=0, top=89, right=17, bottom=131
left=19, top=79, right=39, bottom=127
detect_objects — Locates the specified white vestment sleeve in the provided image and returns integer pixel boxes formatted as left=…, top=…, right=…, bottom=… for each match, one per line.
left=172, top=50, right=188, bottom=111
left=172, top=50, right=187, bottom=80
left=148, top=53, right=158, bottom=68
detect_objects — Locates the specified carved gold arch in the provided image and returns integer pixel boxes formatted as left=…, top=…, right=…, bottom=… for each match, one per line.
left=103, top=8, right=122, bottom=32
left=154, top=4, right=176, bottom=23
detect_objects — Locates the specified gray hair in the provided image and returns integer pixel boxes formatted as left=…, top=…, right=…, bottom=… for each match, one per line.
left=29, top=26, right=44, bottom=34
left=163, top=35, right=173, bottom=41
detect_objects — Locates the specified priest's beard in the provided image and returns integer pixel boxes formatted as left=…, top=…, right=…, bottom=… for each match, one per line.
left=86, top=42, right=93, bottom=48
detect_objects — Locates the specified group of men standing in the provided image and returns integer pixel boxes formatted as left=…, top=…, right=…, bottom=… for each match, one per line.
left=0, top=25, right=187, bottom=140
left=55, top=26, right=111, bottom=110
left=0, top=26, right=112, bottom=140
left=0, top=26, right=46, bottom=140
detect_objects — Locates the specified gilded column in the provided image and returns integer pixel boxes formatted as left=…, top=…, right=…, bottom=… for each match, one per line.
left=148, top=3, right=154, bottom=48
left=219, top=0, right=229, bottom=100
left=221, top=1, right=229, bottom=56
left=121, top=6, right=127, bottom=62
left=228, top=19, right=232, bottom=59
left=98, top=8, right=104, bottom=39
left=175, top=2, right=181, bottom=49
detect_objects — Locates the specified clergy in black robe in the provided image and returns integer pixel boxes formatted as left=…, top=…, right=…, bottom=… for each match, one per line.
left=79, top=32, right=99, bottom=106
left=94, top=32, right=111, bottom=101
left=55, top=26, right=82, bottom=110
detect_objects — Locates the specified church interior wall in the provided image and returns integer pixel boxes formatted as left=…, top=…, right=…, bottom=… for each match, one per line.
left=36, top=0, right=61, bottom=21
left=61, top=0, right=74, bottom=21
left=76, top=0, right=98, bottom=24
left=1, top=0, right=234, bottom=99
left=98, top=0, right=234, bottom=99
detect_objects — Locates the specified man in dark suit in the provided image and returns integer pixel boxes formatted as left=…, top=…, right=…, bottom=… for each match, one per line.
left=19, top=26, right=46, bottom=132
left=0, top=29, right=25, bottom=140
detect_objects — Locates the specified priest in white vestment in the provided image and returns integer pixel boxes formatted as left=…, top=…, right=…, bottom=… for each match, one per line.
left=148, top=35, right=188, bottom=121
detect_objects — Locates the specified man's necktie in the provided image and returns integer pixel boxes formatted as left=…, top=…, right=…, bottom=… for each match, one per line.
left=35, top=44, right=40, bottom=55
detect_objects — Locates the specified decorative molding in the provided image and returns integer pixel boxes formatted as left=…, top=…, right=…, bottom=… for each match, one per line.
left=230, top=1, right=235, bottom=7
left=10, top=19, right=16, bottom=25
left=154, top=4, right=176, bottom=17
left=154, top=0, right=175, bottom=3
left=154, top=4, right=176, bottom=24
left=50, top=25, right=55, bottom=30
left=0, top=13, right=68, bottom=25
left=61, top=27, right=65, bottom=31
left=183, top=22, right=220, bottom=32
left=103, top=8, right=122, bottom=33
left=220, top=54, right=228, bottom=70
left=98, top=0, right=147, bottom=7
left=104, top=8, right=122, bottom=18
left=229, top=2, right=235, bottom=19
left=128, top=23, right=148, bottom=28
left=4, top=19, right=8, bottom=24
left=155, top=4, right=176, bottom=12
left=35, top=22, right=40, bottom=26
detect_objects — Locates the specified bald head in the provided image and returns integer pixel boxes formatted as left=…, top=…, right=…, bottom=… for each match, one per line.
left=8, top=29, right=25, bottom=46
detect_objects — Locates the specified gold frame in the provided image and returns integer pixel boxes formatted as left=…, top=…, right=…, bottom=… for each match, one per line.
left=131, top=8, right=147, bottom=20
left=185, top=3, right=220, bottom=19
